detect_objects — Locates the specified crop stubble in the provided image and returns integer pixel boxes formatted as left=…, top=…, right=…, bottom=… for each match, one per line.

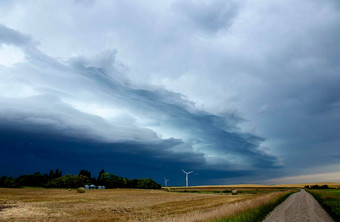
left=0, top=188, right=288, bottom=221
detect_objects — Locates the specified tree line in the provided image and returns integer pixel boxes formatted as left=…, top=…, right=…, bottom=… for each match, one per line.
left=0, top=169, right=161, bottom=189
left=304, top=184, right=330, bottom=189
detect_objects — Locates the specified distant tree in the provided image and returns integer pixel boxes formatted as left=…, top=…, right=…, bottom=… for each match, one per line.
left=16, top=172, right=47, bottom=187
left=44, top=174, right=90, bottom=188
left=0, top=176, right=17, bottom=188
left=79, top=169, right=91, bottom=179
left=309, top=185, right=330, bottom=189
left=136, top=178, right=161, bottom=189
left=49, top=170, right=54, bottom=179
left=55, top=169, right=62, bottom=178
left=97, top=169, right=105, bottom=183
left=127, top=179, right=138, bottom=188
left=0, top=169, right=161, bottom=189
left=99, top=173, right=119, bottom=188
left=97, top=173, right=161, bottom=189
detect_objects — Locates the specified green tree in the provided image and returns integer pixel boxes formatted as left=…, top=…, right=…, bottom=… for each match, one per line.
left=0, top=176, right=17, bottom=188
left=79, top=169, right=91, bottom=178
left=97, top=169, right=105, bottom=183
left=44, top=174, right=90, bottom=188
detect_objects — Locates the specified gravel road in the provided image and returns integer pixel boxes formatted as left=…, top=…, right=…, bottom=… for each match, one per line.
left=263, top=189, right=334, bottom=222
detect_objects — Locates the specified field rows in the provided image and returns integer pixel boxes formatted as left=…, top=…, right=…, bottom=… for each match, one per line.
left=0, top=187, right=293, bottom=221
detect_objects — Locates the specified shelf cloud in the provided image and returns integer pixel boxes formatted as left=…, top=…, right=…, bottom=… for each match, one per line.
left=1, top=0, right=340, bottom=184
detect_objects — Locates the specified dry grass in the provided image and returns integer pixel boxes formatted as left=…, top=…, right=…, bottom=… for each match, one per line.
left=0, top=188, right=289, bottom=221
left=163, top=191, right=291, bottom=222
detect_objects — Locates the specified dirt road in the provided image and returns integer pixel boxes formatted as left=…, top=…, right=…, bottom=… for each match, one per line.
left=263, top=189, right=333, bottom=222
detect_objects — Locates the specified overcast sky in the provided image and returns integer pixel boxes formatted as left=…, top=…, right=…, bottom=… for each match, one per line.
left=0, top=0, right=340, bottom=185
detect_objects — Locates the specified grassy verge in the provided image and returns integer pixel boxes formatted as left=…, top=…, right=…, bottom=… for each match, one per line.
left=307, top=189, right=340, bottom=221
left=212, top=191, right=294, bottom=222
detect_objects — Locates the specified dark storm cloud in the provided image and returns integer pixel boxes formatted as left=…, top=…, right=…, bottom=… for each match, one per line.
left=0, top=23, right=280, bottom=184
left=1, top=0, right=340, bottom=183
left=0, top=126, right=253, bottom=186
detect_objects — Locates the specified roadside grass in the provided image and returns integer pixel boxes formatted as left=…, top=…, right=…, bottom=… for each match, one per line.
left=307, top=189, right=340, bottom=221
left=212, top=191, right=294, bottom=222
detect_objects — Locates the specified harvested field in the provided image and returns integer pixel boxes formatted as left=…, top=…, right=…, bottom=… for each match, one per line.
left=0, top=188, right=290, bottom=221
left=165, top=186, right=293, bottom=193
left=168, top=182, right=340, bottom=190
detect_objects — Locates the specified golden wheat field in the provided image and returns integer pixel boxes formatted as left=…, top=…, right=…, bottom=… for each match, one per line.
left=0, top=187, right=295, bottom=222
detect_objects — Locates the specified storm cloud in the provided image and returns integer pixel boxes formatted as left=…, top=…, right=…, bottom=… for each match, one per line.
left=0, top=0, right=340, bottom=184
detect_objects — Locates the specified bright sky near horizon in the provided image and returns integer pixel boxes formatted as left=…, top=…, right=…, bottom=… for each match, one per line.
left=0, top=0, right=339, bottom=185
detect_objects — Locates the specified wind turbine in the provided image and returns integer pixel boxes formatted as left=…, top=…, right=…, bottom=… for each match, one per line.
left=181, top=169, right=193, bottom=187
left=164, top=178, right=169, bottom=187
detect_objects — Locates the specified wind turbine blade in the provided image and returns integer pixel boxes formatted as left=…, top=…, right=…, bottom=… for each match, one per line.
left=188, top=171, right=194, bottom=174
left=181, top=169, right=187, bottom=174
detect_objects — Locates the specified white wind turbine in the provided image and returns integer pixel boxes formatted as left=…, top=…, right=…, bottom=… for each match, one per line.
left=181, top=169, right=193, bottom=187
left=164, top=178, right=169, bottom=187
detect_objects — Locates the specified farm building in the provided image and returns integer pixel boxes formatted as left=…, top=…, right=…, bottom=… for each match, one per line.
left=84, top=184, right=105, bottom=189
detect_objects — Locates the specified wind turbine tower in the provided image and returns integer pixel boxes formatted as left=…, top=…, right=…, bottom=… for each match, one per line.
left=164, top=178, right=169, bottom=187
left=181, top=169, right=193, bottom=187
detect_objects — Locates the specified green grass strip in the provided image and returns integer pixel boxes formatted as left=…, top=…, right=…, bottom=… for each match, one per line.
left=307, top=189, right=340, bottom=221
left=213, top=192, right=294, bottom=222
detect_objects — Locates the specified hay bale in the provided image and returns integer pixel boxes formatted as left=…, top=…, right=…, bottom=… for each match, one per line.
left=232, top=189, right=238, bottom=195
left=77, top=187, right=85, bottom=193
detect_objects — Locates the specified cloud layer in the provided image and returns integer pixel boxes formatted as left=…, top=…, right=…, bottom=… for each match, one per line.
left=0, top=23, right=280, bottom=184
left=1, top=0, right=340, bottom=184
